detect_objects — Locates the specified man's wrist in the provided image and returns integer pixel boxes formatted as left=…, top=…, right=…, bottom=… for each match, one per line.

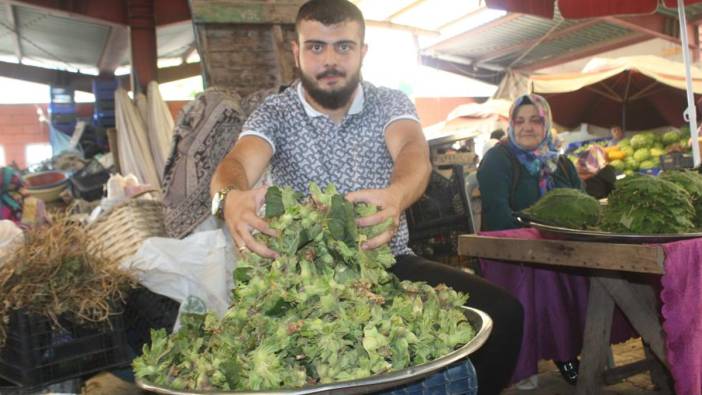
left=211, top=185, right=238, bottom=219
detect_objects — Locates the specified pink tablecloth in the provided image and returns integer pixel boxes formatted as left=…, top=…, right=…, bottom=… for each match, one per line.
left=478, top=228, right=635, bottom=383
left=479, top=228, right=702, bottom=394
left=660, top=238, right=702, bottom=395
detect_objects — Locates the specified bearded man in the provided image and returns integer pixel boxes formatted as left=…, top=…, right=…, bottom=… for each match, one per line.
left=210, top=1, right=523, bottom=393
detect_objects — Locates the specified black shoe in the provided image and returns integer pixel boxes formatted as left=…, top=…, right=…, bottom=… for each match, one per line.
left=554, top=359, right=579, bottom=385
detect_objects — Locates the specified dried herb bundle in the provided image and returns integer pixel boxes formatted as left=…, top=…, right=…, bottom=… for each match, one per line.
left=0, top=216, right=136, bottom=345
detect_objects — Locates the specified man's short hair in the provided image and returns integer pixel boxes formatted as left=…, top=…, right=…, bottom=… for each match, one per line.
left=296, top=0, right=365, bottom=42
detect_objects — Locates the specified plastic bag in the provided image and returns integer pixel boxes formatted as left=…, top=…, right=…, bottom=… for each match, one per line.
left=123, top=229, right=235, bottom=319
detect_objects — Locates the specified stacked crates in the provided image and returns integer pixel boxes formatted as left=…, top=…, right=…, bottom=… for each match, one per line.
left=92, top=78, right=118, bottom=129
left=0, top=309, right=129, bottom=390
left=48, top=86, right=76, bottom=135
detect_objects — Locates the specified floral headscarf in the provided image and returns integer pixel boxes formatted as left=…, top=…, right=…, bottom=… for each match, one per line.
left=505, top=94, right=560, bottom=195
left=0, top=167, right=25, bottom=223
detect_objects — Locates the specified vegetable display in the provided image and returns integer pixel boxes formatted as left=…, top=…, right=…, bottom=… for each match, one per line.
left=523, top=188, right=600, bottom=229
left=524, top=172, right=702, bottom=235
left=133, top=183, right=475, bottom=391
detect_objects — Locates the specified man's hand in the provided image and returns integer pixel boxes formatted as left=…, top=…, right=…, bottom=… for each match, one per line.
left=346, top=187, right=402, bottom=250
left=224, top=186, right=279, bottom=258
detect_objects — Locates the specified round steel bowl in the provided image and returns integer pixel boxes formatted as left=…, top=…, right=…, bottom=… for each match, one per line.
left=137, top=306, right=492, bottom=395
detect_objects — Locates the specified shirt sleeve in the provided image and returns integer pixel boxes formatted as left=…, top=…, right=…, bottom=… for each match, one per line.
left=382, top=89, right=420, bottom=131
left=240, top=97, right=280, bottom=154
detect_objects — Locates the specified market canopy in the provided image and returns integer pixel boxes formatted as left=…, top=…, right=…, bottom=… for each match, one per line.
left=423, top=99, right=511, bottom=143
left=486, top=0, right=702, bottom=19
left=529, top=56, right=702, bottom=130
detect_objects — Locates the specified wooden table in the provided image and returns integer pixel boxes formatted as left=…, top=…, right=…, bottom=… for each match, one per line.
left=458, top=235, right=672, bottom=395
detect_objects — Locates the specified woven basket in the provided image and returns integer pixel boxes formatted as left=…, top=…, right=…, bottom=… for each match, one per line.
left=87, top=191, right=166, bottom=265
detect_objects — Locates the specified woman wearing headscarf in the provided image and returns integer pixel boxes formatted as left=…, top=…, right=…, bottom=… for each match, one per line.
left=477, top=95, right=591, bottom=388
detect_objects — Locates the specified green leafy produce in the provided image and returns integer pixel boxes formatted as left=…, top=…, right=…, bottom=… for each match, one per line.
left=523, top=188, right=601, bottom=229
left=601, top=175, right=695, bottom=234
left=638, top=160, right=657, bottom=170
left=633, top=148, right=651, bottom=162
left=663, top=130, right=682, bottom=145
left=620, top=145, right=634, bottom=157
left=609, top=159, right=625, bottom=171
left=660, top=170, right=702, bottom=227
left=630, top=134, right=652, bottom=149
left=617, top=137, right=631, bottom=148
left=133, top=183, right=475, bottom=391
left=624, top=157, right=638, bottom=170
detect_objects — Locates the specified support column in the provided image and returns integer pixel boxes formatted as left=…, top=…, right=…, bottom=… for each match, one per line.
left=127, top=0, right=157, bottom=94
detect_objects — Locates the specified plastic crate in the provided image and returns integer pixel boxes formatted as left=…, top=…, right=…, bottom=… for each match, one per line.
left=638, top=167, right=662, bottom=176
left=660, top=152, right=694, bottom=170
left=69, top=166, right=110, bottom=201
left=124, top=287, right=180, bottom=355
left=407, top=165, right=472, bottom=258
left=0, top=309, right=129, bottom=388
left=380, top=359, right=478, bottom=395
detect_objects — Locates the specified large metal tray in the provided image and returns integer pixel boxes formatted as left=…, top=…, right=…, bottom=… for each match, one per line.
left=515, top=214, right=702, bottom=244
left=137, top=306, right=492, bottom=395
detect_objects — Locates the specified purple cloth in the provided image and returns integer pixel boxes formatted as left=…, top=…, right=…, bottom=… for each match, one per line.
left=479, top=228, right=635, bottom=383
left=661, top=238, right=702, bottom=395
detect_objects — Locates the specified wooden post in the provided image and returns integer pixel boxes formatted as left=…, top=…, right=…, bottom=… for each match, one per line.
left=576, top=279, right=615, bottom=395
left=106, top=128, right=121, bottom=174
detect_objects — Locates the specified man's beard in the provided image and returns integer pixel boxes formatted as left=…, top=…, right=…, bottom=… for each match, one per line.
left=300, top=68, right=361, bottom=110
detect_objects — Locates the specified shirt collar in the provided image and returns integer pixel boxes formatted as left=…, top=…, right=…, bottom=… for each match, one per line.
left=296, top=81, right=364, bottom=118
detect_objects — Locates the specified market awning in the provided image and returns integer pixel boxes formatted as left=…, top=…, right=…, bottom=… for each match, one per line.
left=529, top=56, right=702, bottom=129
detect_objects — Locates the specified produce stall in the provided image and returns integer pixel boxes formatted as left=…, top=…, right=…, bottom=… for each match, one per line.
left=529, top=56, right=702, bottom=175
left=459, top=171, right=702, bottom=395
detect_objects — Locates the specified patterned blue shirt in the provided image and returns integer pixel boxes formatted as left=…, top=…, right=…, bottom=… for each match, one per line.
left=241, top=80, right=420, bottom=255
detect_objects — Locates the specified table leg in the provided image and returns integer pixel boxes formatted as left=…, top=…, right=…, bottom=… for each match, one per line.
left=576, top=278, right=615, bottom=395
left=598, top=277, right=668, bottom=365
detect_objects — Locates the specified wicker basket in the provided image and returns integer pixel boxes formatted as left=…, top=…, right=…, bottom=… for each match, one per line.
left=87, top=191, right=166, bottom=265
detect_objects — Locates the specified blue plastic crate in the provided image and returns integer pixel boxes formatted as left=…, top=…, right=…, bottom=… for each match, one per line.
left=638, top=167, right=662, bottom=176
left=379, top=359, right=477, bottom=395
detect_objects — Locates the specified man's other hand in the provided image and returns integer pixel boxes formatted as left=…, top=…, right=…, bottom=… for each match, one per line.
left=224, top=186, right=279, bottom=258
left=346, top=187, right=401, bottom=250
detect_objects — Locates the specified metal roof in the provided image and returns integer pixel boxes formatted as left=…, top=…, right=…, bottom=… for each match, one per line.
left=0, top=0, right=699, bottom=92
left=418, top=2, right=702, bottom=84
left=0, top=0, right=193, bottom=76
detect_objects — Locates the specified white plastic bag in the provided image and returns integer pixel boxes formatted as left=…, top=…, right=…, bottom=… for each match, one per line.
left=123, top=229, right=236, bottom=318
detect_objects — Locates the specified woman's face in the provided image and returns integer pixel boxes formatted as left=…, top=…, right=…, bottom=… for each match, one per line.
left=513, top=104, right=546, bottom=150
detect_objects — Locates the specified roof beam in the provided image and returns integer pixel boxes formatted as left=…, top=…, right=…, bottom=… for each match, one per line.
left=476, top=19, right=601, bottom=64
left=419, top=54, right=505, bottom=85
left=387, top=0, right=424, bottom=20
left=515, top=33, right=651, bottom=72
left=365, top=20, right=439, bottom=36
left=425, top=13, right=522, bottom=52
left=9, top=0, right=191, bottom=26
left=97, top=25, right=129, bottom=73
left=157, top=61, right=202, bottom=83
left=190, top=0, right=305, bottom=24
left=8, top=0, right=127, bottom=27
left=0, top=60, right=94, bottom=92
left=5, top=3, right=22, bottom=62
left=603, top=14, right=696, bottom=49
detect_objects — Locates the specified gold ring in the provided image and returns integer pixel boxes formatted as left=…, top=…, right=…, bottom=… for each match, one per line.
left=238, top=245, right=248, bottom=253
